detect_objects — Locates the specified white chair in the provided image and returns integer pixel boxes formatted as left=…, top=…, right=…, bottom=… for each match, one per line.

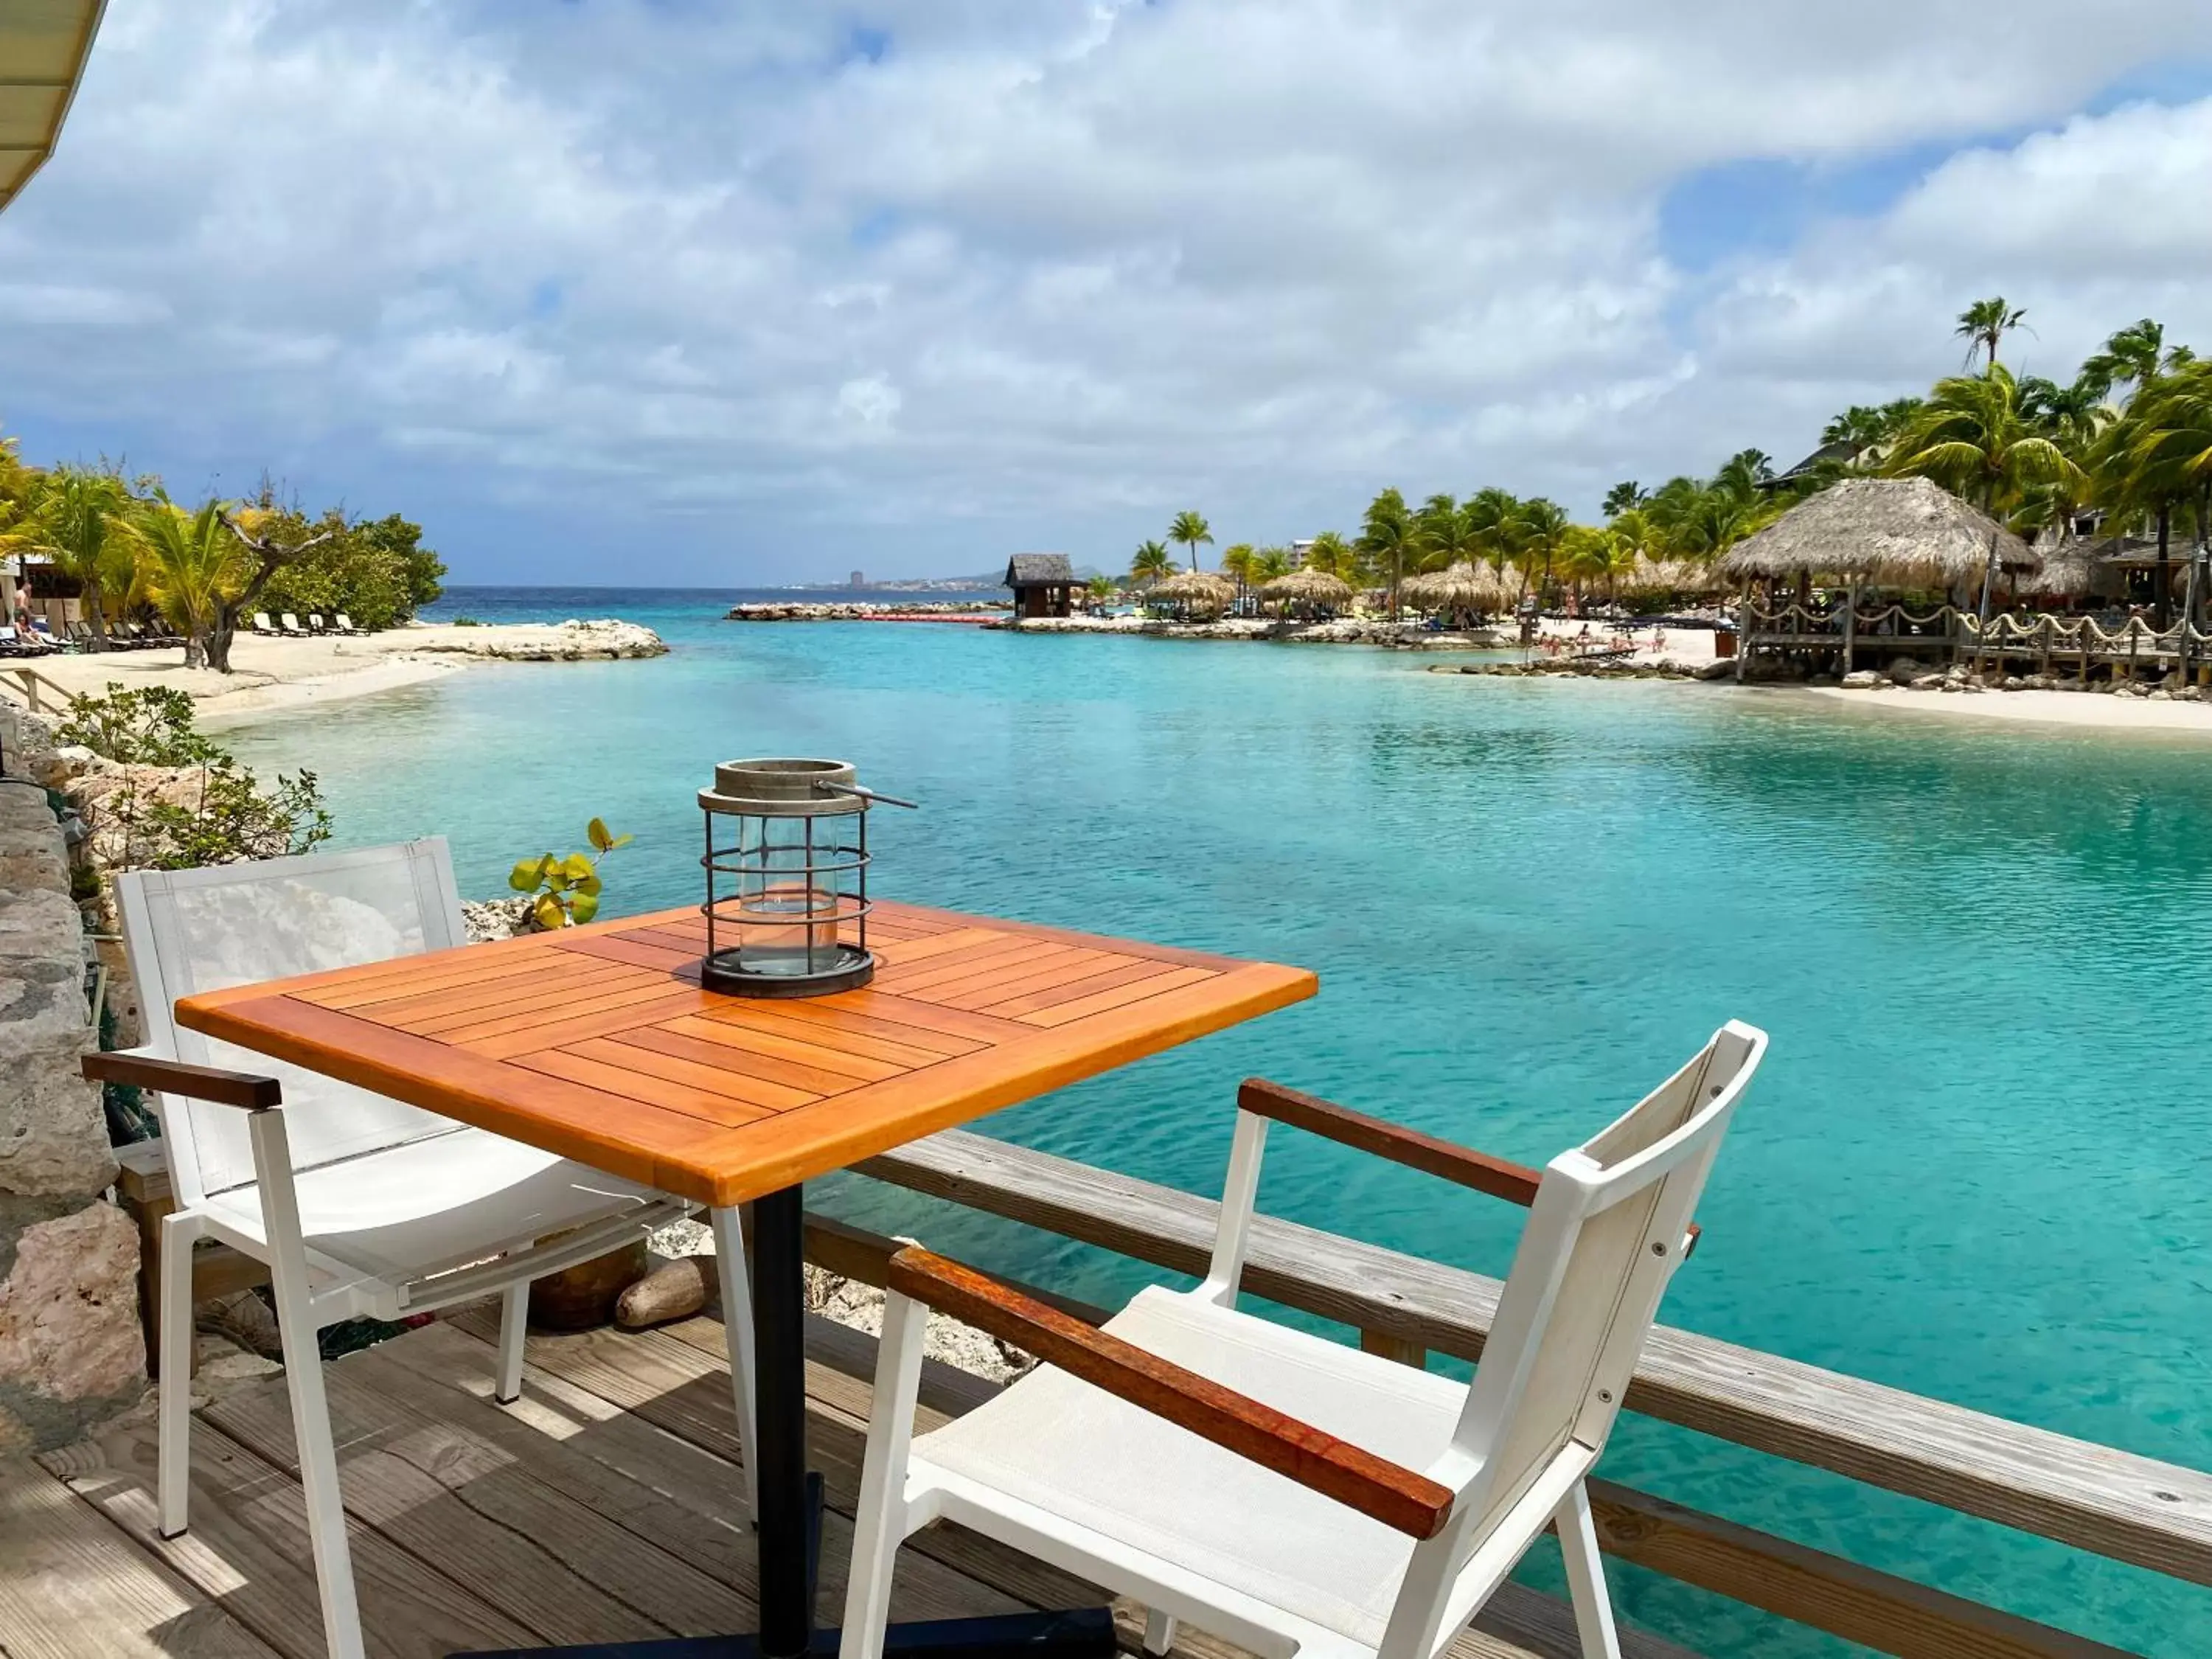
left=86, top=839, right=760, bottom=1659
left=843, top=1022, right=1767, bottom=1659
left=279, top=612, right=310, bottom=636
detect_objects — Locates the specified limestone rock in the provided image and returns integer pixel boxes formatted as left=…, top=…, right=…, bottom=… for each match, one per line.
left=462, top=895, right=537, bottom=942
left=0, top=956, right=108, bottom=1198
left=405, top=619, right=669, bottom=661
left=1885, top=657, right=1921, bottom=684
left=801, top=1262, right=1036, bottom=1385
left=2148, top=688, right=2173, bottom=701
left=198, top=1287, right=284, bottom=1360
left=1840, top=670, right=1881, bottom=689
left=0, top=1200, right=145, bottom=1452
left=616, top=1256, right=711, bottom=1329
left=1909, top=674, right=1947, bottom=691
left=1694, top=660, right=1735, bottom=681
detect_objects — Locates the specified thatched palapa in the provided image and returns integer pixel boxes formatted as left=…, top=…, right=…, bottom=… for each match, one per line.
left=1258, top=568, right=1354, bottom=616
left=1148, top=569, right=1235, bottom=616
left=1400, top=562, right=1510, bottom=614
left=1715, top=477, right=2037, bottom=588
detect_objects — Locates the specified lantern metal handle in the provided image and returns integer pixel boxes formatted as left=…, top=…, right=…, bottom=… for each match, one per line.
left=813, top=781, right=919, bottom=810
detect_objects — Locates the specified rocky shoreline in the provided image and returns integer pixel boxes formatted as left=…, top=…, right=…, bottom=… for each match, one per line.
left=404, top=618, right=668, bottom=660
left=1003, top=614, right=1511, bottom=647
left=727, top=601, right=1008, bottom=621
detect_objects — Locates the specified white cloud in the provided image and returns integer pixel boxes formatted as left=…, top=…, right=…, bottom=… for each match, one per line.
left=2, top=1, right=2211, bottom=579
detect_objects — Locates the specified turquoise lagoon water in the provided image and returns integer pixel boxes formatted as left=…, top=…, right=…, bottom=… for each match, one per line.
left=225, top=588, right=2212, bottom=1657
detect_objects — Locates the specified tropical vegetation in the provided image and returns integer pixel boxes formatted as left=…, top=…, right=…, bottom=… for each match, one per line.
left=0, top=448, right=445, bottom=669
left=1119, top=299, right=2210, bottom=618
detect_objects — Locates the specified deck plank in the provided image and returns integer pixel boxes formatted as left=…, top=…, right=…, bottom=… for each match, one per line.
left=0, top=1455, right=282, bottom=1659
left=201, top=1356, right=719, bottom=1644
left=45, top=1414, right=533, bottom=1657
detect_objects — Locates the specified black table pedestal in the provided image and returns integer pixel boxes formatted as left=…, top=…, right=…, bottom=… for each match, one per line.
left=452, top=1186, right=1118, bottom=1659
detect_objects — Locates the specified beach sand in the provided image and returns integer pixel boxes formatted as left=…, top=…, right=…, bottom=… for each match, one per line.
left=11, top=621, right=661, bottom=728
left=1791, top=682, right=2212, bottom=736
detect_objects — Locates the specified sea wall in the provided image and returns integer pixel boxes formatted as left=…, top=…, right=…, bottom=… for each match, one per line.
left=404, top=618, right=667, bottom=659
left=0, top=703, right=145, bottom=1454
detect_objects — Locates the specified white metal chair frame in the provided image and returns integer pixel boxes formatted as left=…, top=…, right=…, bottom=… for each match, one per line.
left=85, top=840, right=762, bottom=1659
left=843, top=1022, right=1767, bottom=1659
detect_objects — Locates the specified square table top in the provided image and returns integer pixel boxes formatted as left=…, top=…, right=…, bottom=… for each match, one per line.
left=175, top=900, right=1317, bottom=1206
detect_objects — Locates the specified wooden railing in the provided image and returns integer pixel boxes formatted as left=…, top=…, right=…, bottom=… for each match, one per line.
left=0, top=664, right=75, bottom=714
left=115, top=1121, right=2199, bottom=1656
left=827, top=1128, right=2207, bottom=1659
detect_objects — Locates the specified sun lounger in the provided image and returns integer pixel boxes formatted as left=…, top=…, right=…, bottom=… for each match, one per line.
left=306, top=613, right=330, bottom=634
left=252, top=612, right=279, bottom=636
left=279, top=613, right=310, bottom=637
left=333, top=613, right=364, bottom=636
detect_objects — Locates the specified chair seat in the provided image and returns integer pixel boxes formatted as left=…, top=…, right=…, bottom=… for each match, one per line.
left=914, top=1286, right=1467, bottom=1647
left=201, top=1125, right=671, bottom=1295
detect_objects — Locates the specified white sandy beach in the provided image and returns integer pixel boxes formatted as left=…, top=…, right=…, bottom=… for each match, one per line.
left=1790, top=682, right=2212, bottom=735
left=10, top=620, right=664, bottom=728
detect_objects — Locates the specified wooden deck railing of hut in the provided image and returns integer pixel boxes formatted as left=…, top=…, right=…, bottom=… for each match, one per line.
left=1739, top=598, right=2212, bottom=684
left=101, top=1127, right=2210, bottom=1658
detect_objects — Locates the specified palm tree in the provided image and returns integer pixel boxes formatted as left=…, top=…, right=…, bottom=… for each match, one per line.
left=1891, top=366, right=2084, bottom=516
left=1562, top=526, right=1637, bottom=607
left=1085, top=574, right=1116, bottom=609
left=1601, top=481, right=1648, bottom=518
left=1464, top=487, right=1525, bottom=582
left=1955, top=298, right=2028, bottom=372
left=2077, top=319, right=2191, bottom=404
left=18, top=466, right=136, bottom=644
left=1357, top=489, right=1415, bottom=617
left=2104, top=361, right=2212, bottom=627
left=128, top=498, right=246, bottom=667
left=1130, top=539, right=1173, bottom=585
left=1167, top=510, right=1212, bottom=572
left=1514, top=497, right=1568, bottom=605
left=1890, top=365, right=2084, bottom=621
left=1413, top=493, right=1475, bottom=573
left=1219, top=543, right=1256, bottom=611
left=1304, top=529, right=1357, bottom=586
left=1253, top=546, right=1292, bottom=582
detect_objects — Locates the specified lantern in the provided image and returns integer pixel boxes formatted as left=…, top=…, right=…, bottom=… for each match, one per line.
left=698, top=758, right=914, bottom=997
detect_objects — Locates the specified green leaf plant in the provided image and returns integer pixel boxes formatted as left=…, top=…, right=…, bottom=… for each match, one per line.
left=509, top=816, right=632, bottom=930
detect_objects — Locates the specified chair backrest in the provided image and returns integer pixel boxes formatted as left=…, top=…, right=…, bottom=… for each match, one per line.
left=254, top=612, right=274, bottom=628
left=282, top=613, right=302, bottom=630
left=335, top=614, right=355, bottom=631
left=116, top=840, right=470, bottom=1208
left=1447, top=1020, right=1764, bottom=1541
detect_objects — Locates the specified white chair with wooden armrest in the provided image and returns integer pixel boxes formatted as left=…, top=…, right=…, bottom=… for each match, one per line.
left=843, top=1021, right=1766, bottom=1659
left=83, top=840, right=762, bottom=1659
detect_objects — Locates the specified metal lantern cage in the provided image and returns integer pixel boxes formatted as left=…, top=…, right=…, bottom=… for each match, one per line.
left=698, top=758, right=915, bottom=998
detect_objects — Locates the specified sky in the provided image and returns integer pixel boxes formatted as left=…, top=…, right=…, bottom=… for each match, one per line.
left=4, top=2, right=2212, bottom=586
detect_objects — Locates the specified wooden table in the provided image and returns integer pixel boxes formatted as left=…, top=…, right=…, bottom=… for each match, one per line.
left=178, top=900, right=1316, bottom=1659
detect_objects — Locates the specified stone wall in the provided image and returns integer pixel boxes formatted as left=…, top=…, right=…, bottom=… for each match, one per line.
left=0, top=702, right=146, bottom=1453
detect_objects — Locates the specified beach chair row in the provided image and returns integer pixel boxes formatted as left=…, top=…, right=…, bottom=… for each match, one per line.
left=4, top=617, right=186, bottom=655
left=251, top=611, right=369, bottom=637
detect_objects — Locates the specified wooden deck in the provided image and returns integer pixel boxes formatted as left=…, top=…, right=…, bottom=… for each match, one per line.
left=1, top=1304, right=1702, bottom=1659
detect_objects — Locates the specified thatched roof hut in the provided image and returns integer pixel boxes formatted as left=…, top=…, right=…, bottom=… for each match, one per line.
left=1400, top=562, right=1510, bottom=615
left=1258, top=568, right=1354, bottom=616
left=1618, top=557, right=1725, bottom=600
left=1148, top=570, right=1234, bottom=617
left=1715, top=477, right=2037, bottom=589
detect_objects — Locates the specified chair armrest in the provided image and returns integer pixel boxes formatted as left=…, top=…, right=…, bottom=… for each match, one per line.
left=887, top=1245, right=1456, bottom=1540
left=1238, top=1078, right=1702, bottom=1254
left=1239, top=1078, right=1543, bottom=1205
left=83, top=1048, right=282, bottom=1110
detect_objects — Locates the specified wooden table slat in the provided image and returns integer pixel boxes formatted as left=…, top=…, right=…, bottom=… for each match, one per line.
left=176, top=901, right=1316, bottom=1206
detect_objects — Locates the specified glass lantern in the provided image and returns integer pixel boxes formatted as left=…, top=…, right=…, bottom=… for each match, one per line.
left=698, top=758, right=908, bottom=997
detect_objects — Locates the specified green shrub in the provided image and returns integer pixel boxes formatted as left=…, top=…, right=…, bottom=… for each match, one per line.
left=509, top=818, right=630, bottom=929
left=60, top=684, right=332, bottom=870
